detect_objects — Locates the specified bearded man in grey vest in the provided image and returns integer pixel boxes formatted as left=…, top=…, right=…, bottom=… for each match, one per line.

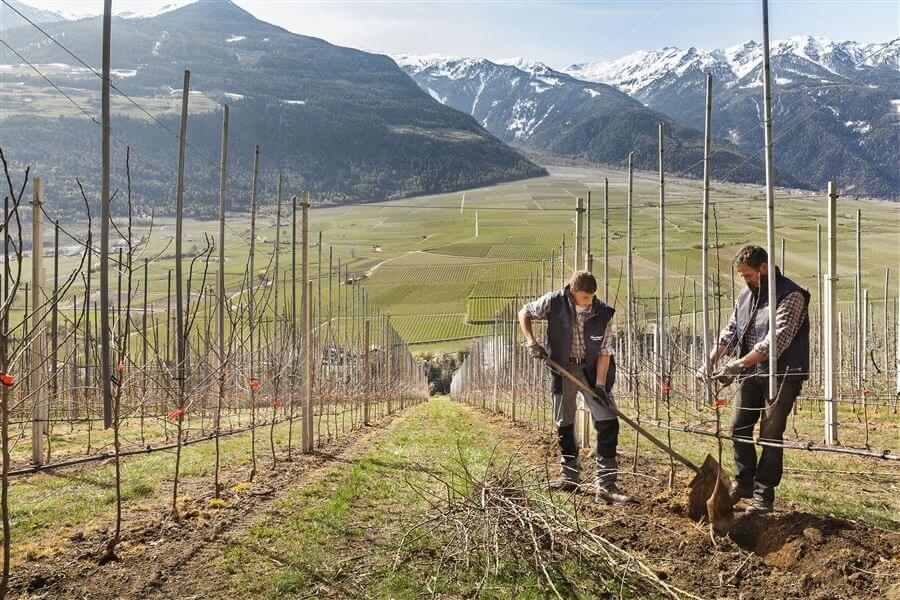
left=697, top=245, right=810, bottom=515
left=519, top=271, right=634, bottom=505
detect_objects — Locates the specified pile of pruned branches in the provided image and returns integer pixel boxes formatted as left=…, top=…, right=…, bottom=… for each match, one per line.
left=396, top=446, right=698, bottom=599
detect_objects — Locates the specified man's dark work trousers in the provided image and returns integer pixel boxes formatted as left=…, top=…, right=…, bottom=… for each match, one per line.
left=730, top=376, right=803, bottom=502
left=595, top=418, right=619, bottom=488
left=557, top=423, right=579, bottom=481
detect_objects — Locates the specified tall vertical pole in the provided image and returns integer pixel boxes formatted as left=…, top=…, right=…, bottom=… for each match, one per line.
left=824, top=182, right=838, bottom=445
left=289, top=194, right=297, bottom=456
left=701, top=73, right=714, bottom=406
left=884, top=269, right=890, bottom=390
left=585, top=191, right=592, bottom=271
left=273, top=175, right=283, bottom=363
left=217, top=105, right=228, bottom=364
left=626, top=152, right=635, bottom=399
left=817, top=222, right=823, bottom=386
left=761, top=0, right=778, bottom=400
left=364, top=318, right=371, bottom=425
left=30, top=179, right=46, bottom=465
left=855, top=209, right=862, bottom=389
left=99, top=0, right=113, bottom=429
left=386, top=313, right=393, bottom=414
left=247, top=145, right=259, bottom=476
left=301, top=192, right=312, bottom=453
left=215, top=104, right=228, bottom=491
left=174, top=70, right=191, bottom=410
left=574, top=198, right=584, bottom=272
left=50, top=220, right=59, bottom=410
left=658, top=123, right=666, bottom=409
left=603, top=178, right=609, bottom=302
left=561, top=235, right=566, bottom=282
left=142, top=260, right=148, bottom=429
left=862, top=288, right=869, bottom=386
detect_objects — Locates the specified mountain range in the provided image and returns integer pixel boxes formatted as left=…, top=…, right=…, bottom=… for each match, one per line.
left=2, top=0, right=895, bottom=209
left=0, top=0, right=64, bottom=31
left=0, top=0, right=543, bottom=218
left=397, top=36, right=898, bottom=198
left=395, top=54, right=799, bottom=187
left=565, top=36, right=899, bottom=197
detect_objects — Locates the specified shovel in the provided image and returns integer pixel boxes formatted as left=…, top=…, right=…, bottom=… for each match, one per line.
left=542, top=356, right=734, bottom=533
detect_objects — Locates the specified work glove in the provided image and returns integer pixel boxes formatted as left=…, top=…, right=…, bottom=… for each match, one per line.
left=695, top=363, right=711, bottom=383
left=527, top=341, right=547, bottom=359
left=591, top=384, right=610, bottom=404
left=712, top=360, right=744, bottom=387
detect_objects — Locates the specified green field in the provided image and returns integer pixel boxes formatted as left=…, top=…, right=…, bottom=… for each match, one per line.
left=11, top=164, right=900, bottom=354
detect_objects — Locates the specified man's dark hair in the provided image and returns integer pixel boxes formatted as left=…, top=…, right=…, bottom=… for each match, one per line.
left=569, top=270, right=597, bottom=294
left=734, top=245, right=768, bottom=269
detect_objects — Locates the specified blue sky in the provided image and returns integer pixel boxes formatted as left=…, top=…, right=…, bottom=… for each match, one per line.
left=27, top=0, right=899, bottom=68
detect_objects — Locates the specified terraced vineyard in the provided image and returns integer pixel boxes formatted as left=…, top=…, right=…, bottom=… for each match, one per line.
left=87, top=164, right=892, bottom=354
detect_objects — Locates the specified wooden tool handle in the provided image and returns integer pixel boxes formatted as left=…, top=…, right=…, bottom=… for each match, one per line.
left=543, top=356, right=700, bottom=474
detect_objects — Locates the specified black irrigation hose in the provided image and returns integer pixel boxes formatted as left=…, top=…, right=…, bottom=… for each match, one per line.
left=8, top=416, right=292, bottom=477
left=638, top=418, right=899, bottom=461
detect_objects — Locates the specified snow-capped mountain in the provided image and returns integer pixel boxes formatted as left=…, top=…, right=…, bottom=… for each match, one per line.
left=0, top=0, right=65, bottom=31
left=1, top=0, right=542, bottom=214
left=567, top=37, right=898, bottom=97
left=394, top=53, right=797, bottom=186
left=45, top=0, right=198, bottom=21
left=566, top=36, right=899, bottom=197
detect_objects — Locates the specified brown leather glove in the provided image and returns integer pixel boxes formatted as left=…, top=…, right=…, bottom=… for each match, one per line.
left=527, top=341, right=547, bottom=359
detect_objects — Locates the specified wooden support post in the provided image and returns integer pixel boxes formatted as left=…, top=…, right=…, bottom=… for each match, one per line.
left=585, top=191, right=591, bottom=271
left=824, top=182, right=839, bottom=445
left=817, top=222, right=823, bottom=386
left=99, top=0, right=113, bottom=429
left=511, top=298, right=517, bottom=423
left=884, top=269, right=890, bottom=390
left=307, top=278, right=314, bottom=439
left=761, top=0, right=778, bottom=400
left=700, top=78, right=713, bottom=403
left=862, top=288, right=868, bottom=385
left=301, top=192, right=312, bottom=453
left=174, top=69, right=190, bottom=406
left=364, top=318, right=370, bottom=425
left=248, top=144, right=259, bottom=475
left=50, top=220, right=59, bottom=412
left=658, top=122, right=666, bottom=419
left=386, top=312, right=393, bottom=414
left=626, top=152, right=635, bottom=400
left=855, top=209, right=862, bottom=389
left=603, top=178, right=609, bottom=302
left=574, top=198, right=584, bottom=272
left=30, top=178, right=46, bottom=465
left=215, top=104, right=228, bottom=482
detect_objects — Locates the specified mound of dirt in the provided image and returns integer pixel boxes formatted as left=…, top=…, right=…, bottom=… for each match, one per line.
left=470, top=408, right=900, bottom=600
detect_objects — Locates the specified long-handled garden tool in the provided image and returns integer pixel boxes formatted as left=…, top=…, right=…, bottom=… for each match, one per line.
left=542, top=356, right=734, bottom=533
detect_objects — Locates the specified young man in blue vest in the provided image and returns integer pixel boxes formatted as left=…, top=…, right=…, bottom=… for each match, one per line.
left=697, top=245, right=810, bottom=515
left=519, top=270, right=634, bottom=505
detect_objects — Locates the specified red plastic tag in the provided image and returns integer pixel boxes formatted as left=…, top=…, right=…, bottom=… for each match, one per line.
left=274, top=401, right=283, bottom=407
left=117, top=361, right=125, bottom=373
left=715, top=399, right=728, bottom=408
left=166, top=406, right=185, bottom=421
left=250, top=380, right=261, bottom=389
left=661, top=384, right=672, bottom=393
left=0, top=373, right=14, bottom=386
left=863, top=389, right=873, bottom=395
